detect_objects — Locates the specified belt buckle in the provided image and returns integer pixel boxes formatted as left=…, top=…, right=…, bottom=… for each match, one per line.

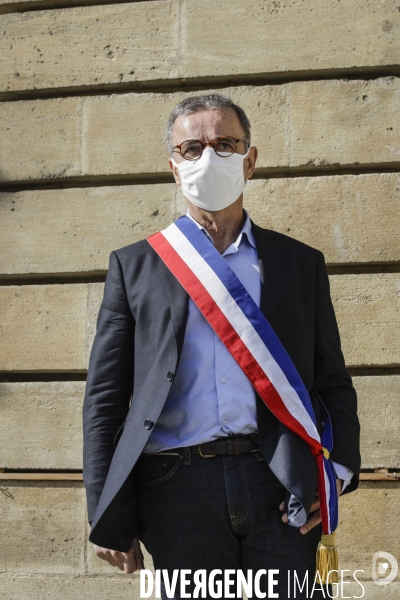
left=198, top=444, right=216, bottom=458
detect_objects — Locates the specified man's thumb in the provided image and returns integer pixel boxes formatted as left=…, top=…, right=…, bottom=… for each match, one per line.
left=123, top=554, right=135, bottom=573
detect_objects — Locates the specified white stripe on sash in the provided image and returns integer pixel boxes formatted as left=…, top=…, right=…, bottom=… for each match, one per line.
left=162, top=223, right=320, bottom=444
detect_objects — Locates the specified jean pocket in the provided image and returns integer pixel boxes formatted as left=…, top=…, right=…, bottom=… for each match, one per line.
left=138, top=453, right=183, bottom=487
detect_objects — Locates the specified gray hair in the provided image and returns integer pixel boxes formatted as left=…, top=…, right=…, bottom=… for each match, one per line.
left=166, top=94, right=251, bottom=153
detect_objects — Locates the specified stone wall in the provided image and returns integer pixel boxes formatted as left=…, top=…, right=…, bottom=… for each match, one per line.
left=0, top=0, right=399, bottom=597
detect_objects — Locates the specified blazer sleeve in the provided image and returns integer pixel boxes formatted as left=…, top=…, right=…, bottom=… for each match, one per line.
left=83, top=251, right=135, bottom=523
left=313, top=252, right=361, bottom=494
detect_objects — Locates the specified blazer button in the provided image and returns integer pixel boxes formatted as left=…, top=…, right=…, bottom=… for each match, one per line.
left=144, top=419, right=154, bottom=430
left=167, top=371, right=175, bottom=382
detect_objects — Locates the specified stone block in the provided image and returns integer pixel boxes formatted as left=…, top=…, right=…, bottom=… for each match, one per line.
left=290, top=78, right=400, bottom=167
left=0, top=0, right=180, bottom=92
left=2, top=79, right=399, bottom=183
left=0, top=481, right=85, bottom=573
left=1, top=377, right=399, bottom=471
left=1, top=274, right=399, bottom=371
left=331, top=274, right=400, bottom=367
left=0, top=575, right=144, bottom=599
left=0, top=381, right=85, bottom=469
left=0, top=185, right=177, bottom=275
left=354, top=376, right=400, bottom=469
left=0, top=283, right=102, bottom=371
left=0, top=97, right=81, bottom=182
left=338, top=482, right=400, bottom=580
left=182, top=0, right=400, bottom=78
left=244, top=174, right=400, bottom=265
left=1, top=1, right=399, bottom=91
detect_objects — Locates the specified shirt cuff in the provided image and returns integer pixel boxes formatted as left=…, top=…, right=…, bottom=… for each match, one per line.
left=332, top=461, right=354, bottom=493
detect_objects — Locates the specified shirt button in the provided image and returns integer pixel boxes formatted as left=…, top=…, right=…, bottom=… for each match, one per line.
left=167, top=371, right=174, bottom=382
left=223, top=420, right=228, bottom=425
left=144, top=419, right=154, bottom=430
left=221, top=377, right=227, bottom=383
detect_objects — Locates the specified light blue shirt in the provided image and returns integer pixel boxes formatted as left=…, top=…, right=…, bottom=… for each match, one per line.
left=144, top=210, right=260, bottom=452
left=143, top=211, right=352, bottom=488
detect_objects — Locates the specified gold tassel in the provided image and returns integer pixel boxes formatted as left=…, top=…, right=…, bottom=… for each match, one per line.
left=315, top=532, right=339, bottom=584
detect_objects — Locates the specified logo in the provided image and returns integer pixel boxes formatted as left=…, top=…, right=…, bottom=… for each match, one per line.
left=372, top=551, right=398, bottom=585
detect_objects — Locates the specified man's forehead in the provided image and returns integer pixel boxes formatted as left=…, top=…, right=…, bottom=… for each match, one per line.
left=173, top=108, right=243, bottom=137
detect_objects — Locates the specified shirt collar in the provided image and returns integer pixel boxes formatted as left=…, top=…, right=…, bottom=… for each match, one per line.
left=185, top=209, right=256, bottom=250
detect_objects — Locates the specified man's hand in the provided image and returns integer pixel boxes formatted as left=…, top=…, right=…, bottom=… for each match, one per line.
left=279, top=478, right=343, bottom=534
left=93, top=537, right=144, bottom=573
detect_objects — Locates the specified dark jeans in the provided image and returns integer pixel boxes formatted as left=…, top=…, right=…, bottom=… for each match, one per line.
left=138, top=449, right=329, bottom=599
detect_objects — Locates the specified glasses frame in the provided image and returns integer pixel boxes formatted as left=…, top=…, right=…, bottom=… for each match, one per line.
left=172, top=136, right=249, bottom=161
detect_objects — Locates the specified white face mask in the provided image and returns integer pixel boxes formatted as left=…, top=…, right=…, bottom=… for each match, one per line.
left=171, top=146, right=250, bottom=212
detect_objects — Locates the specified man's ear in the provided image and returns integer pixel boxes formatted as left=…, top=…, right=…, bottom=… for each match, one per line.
left=168, top=158, right=181, bottom=186
left=244, top=146, right=258, bottom=182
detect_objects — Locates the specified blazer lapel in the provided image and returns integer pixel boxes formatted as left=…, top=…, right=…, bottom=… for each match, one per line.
left=158, top=256, right=189, bottom=354
left=251, top=221, right=282, bottom=324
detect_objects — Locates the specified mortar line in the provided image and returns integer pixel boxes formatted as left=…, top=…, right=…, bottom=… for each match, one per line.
left=0, top=0, right=154, bottom=15
left=0, top=263, right=400, bottom=287
left=1, top=366, right=400, bottom=382
left=1, top=69, right=399, bottom=102
left=1, top=163, right=399, bottom=192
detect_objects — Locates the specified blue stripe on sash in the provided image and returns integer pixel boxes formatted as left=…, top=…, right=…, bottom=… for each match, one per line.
left=319, top=395, right=334, bottom=453
left=175, top=216, right=317, bottom=426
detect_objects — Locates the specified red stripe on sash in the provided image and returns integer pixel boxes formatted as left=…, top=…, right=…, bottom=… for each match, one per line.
left=148, top=232, right=321, bottom=455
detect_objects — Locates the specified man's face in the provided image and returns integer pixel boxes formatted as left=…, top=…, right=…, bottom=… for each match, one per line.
left=168, top=108, right=257, bottom=187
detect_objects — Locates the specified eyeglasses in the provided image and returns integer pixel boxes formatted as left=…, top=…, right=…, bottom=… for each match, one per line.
left=172, top=136, right=248, bottom=161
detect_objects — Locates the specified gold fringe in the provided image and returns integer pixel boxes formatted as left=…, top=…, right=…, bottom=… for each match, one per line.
left=315, top=532, right=339, bottom=584
left=322, top=447, right=330, bottom=459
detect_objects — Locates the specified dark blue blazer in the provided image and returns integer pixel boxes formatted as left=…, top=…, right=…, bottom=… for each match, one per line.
left=83, top=222, right=361, bottom=551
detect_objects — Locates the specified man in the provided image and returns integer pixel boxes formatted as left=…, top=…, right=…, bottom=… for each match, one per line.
left=83, top=94, right=360, bottom=598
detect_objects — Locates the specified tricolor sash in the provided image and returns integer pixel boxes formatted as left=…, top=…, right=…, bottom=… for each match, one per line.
left=148, top=215, right=339, bottom=579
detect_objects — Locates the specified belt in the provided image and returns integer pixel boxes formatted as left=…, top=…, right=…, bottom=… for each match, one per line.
left=147, top=434, right=259, bottom=458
